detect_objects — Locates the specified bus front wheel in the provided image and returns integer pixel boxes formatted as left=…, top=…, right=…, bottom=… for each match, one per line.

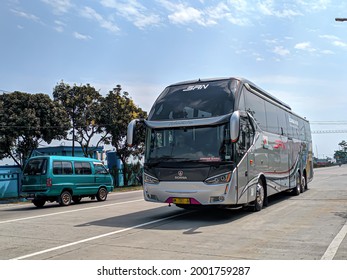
left=254, top=179, right=265, bottom=212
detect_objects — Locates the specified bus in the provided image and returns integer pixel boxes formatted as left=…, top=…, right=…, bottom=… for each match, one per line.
left=127, top=77, right=313, bottom=211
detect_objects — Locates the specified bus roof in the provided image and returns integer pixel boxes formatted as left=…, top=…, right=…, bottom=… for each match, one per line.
left=168, top=77, right=292, bottom=111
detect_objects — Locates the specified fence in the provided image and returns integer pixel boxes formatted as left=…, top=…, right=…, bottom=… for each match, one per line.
left=0, top=165, right=21, bottom=199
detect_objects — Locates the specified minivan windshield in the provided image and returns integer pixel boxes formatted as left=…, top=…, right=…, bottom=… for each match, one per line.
left=23, top=159, right=47, bottom=175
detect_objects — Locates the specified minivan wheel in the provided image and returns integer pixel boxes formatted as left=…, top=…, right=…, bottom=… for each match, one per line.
left=33, top=199, right=45, bottom=208
left=59, top=191, right=72, bottom=206
left=96, top=187, right=108, bottom=201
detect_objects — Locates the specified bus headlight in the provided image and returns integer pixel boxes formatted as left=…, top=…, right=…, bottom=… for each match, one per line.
left=204, top=172, right=231, bottom=185
left=144, top=173, right=159, bottom=184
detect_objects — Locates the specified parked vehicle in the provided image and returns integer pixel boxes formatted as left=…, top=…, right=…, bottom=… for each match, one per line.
left=21, top=156, right=114, bottom=207
left=127, top=77, right=313, bottom=211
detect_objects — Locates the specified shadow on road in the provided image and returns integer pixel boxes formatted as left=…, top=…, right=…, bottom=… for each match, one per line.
left=73, top=191, right=296, bottom=233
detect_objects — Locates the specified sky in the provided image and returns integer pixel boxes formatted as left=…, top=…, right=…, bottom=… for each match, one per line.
left=1, top=0, right=347, bottom=162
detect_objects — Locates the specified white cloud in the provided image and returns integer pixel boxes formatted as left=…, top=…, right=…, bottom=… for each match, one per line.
left=320, top=34, right=340, bottom=41
left=158, top=0, right=216, bottom=26
left=54, top=20, right=65, bottom=32
left=207, top=2, right=251, bottom=26
left=295, top=0, right=331, bottom=11
left=41, top=0, right=73, bottom=14
left=257, top=0, right=302, bottom=18
left=80, top=6, right=120, bottom=33
left=100, top=0, right=161, bottom=29
left=333, top=41, right=347, bottom=48
left=295, top=41, right=316, bottom=52
left=11, top=9, right=41, bottom=22
left=73, top=32, right=92, bottom=41
left=273, top=46, right=290, bottom=56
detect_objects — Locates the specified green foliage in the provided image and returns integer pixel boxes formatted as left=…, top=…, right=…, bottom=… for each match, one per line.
left=53, top=81, right=107, bottom=157
left=0, top=91, right=69, bottom=166
left=100, top=85, right=147, bottom=186
left=334, top=140, right=347, bottom=163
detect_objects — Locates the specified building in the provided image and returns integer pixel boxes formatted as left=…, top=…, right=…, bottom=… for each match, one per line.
left=32, top=145, right=104, bottom=159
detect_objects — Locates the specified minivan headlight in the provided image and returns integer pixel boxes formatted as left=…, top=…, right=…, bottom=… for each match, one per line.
left=204, top=172, right=231, bottom=185
left=144, top=173, right=159, bottom=184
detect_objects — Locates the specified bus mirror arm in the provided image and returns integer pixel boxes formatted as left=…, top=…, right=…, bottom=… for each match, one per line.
left=230, top=111, right=240, bottom=143
left=127, top=119, right=144, bottom=146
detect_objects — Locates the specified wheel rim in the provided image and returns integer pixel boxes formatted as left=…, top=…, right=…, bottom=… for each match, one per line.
left=297, top=174, right=301, bottom=192
left=61, top=192, right=71, bottom=205
left=99, top=188, right=107, bottom=200
left=256, top=183, right=264, bottom=206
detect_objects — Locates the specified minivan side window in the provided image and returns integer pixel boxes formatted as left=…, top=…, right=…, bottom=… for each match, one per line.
left=74, top=161, right=92, bottom=175
left=94, top=163, right=109, bottom=174
left=53, top=161, right=73, bottom=175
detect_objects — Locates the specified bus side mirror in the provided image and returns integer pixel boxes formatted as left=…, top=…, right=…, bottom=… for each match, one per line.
left=230, top=111, right=240, bottom=143
left=127, top=119, right=139, bottom=146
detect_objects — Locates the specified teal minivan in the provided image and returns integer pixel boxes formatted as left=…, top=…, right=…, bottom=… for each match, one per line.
left=21, top=156, right=114, bottom=207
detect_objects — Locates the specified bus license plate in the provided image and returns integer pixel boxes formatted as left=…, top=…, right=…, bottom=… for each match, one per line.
left=173, top=198, right=190, bottom=204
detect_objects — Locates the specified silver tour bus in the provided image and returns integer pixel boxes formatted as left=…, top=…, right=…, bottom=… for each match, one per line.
left=127, top=77, right=313, bottom=211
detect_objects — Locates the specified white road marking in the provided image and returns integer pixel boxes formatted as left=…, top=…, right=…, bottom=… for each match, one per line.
left=0, top=199, right=143, bottom=225
left=11, top=212, right=187, bottom=260
left=321, top=221, right=347, bottom=260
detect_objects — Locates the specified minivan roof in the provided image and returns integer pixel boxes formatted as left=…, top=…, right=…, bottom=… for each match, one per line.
left=28, top=156, right=102, bottom=162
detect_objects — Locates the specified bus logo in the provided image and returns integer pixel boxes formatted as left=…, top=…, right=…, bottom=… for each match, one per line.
left=183, top=84, right=209, bottom=91
left=175, top=170, right=187, bottom=180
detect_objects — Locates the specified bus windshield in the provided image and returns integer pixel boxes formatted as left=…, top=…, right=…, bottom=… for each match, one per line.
left=148, top=79, right=237, bottom=121
left=145, top=123, right=233, bottom=163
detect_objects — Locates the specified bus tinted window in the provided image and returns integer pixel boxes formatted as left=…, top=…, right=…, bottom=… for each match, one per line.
left=265, top=102, right=280, bottom=134
left=148, top=80, right=235, bottom=121
left=244, top=88, right=267, bottom=130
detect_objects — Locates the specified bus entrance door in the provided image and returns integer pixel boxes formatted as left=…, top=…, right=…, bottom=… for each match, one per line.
left=236, top=116, right=255, bottom=204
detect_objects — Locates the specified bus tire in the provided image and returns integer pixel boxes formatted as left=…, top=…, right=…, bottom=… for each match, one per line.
left=300, top=173, right=306, bottom=193
left=292, top=173, right=301, bottom=196
left=33, top=199, right=45, bottom=208
left=254, top=179, right=265, bottom=212
left=303, top=172, right=308, bottom=191
left=96, top=187, right=108, bottom=201
left=59, top=190, right=72, bottom=206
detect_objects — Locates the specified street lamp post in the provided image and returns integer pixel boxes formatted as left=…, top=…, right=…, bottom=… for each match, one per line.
left=335, top=18, right=347, bottom=22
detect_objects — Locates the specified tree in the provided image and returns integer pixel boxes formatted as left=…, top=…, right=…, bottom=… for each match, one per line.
left=53, top=81, right=108, bottom=157
left=0, top=91, right=69, bottom=166
left=334, top=140, right=347, bottom=163
left=100, top=85, right=147, bottom=186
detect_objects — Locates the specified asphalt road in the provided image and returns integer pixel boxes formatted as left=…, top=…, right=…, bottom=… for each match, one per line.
left=0, top=165, right=346, bottom=260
